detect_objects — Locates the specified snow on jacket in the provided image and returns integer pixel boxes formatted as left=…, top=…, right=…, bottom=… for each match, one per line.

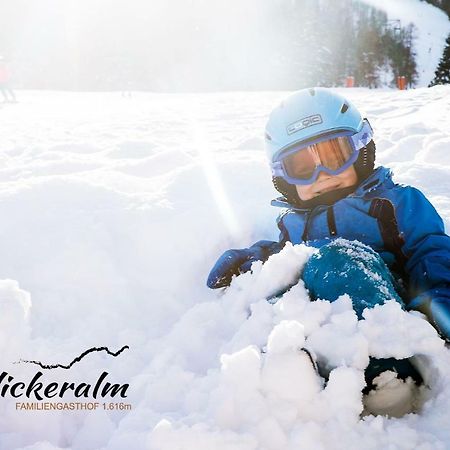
left=271, top=166, right=450, bottom=329
left=207, top=166, right=450, bottom=338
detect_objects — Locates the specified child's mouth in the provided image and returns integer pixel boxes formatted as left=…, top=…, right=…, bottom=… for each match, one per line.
left=314, top=183, right=340, bottom=196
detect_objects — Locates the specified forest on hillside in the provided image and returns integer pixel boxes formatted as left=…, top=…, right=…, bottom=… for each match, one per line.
left=0, top=0, right=420, bottom=90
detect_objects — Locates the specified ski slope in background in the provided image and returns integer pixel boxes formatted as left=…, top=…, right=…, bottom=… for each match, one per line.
left=0, top=87, right=450, bottom=449
left=362, top=0, right=450, bottom=87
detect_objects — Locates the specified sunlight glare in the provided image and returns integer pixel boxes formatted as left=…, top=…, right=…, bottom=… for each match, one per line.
left=190, top=114, right=239, bottom=237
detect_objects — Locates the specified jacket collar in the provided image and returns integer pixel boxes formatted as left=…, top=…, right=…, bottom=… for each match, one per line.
left=354, top=166, right=393, bottom=195
left=271, top=166, right=393, bottom=211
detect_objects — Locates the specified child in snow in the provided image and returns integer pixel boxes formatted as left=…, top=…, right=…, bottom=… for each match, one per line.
left=207, top=88, right=450, bottom=344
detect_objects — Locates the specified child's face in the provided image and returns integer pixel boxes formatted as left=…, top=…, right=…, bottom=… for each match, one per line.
left=295, top=165, right=358, bottom=201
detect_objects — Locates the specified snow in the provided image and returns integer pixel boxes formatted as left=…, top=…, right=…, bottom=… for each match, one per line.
left=0, top=86, right=450, bottom=449
left=362, top=0, right=450, bottom=87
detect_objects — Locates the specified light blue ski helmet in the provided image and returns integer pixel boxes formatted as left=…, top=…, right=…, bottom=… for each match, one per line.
left=265, top=87, right=365, bottom=164
left=265, top=87, right=375, bottom=203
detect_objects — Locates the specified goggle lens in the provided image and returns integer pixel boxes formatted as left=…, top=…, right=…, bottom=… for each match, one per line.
left=283, top=136, right=354, bottom=181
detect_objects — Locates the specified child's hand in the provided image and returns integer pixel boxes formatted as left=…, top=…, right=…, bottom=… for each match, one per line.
left=206, top=249, right=254, bottom=289
left=206, top=240, right=283, bottom=289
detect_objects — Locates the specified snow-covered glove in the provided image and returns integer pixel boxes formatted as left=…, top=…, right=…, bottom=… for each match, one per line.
left=408, top=289, right=450, bottom=341
left=207, top=240, right=283, bottom=289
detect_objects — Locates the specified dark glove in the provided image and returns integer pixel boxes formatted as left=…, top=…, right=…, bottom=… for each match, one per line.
left=409, top=290, right=450, bottom=341
left=430, top=299, right=450, bottom=341
left=207, top=240, right=283, bottom=289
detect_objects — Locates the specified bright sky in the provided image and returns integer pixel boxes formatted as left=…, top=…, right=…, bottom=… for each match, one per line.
left=1, top=0, right=449, bottom=89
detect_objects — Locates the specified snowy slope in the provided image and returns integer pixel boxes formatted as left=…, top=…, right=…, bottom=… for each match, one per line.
left=362, top=0, right=450, bottom=86
left=0, top=87, right=450, bottom=449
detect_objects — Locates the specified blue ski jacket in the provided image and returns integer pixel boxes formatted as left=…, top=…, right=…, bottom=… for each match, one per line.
left=207, top=167, right=450, bottom=339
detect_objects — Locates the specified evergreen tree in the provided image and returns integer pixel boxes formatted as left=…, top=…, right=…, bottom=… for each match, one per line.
left=420, top=0, right=450, bottom=87
left=430, top=34, right=450, bottom=85
left=384, top=23, right=418, bottom=87
left=350, top=3, right=388, bottom=88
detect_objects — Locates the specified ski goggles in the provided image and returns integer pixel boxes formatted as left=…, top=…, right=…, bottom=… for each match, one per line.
left=272, top=119, right=373, bottom=185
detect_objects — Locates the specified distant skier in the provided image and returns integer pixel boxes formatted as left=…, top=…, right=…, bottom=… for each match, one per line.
left=206, top=88, right=450, bottom=404
left=0, top=56, right=17, bottom=103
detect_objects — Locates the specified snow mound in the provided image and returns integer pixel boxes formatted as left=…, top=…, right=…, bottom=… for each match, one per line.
left=147, top=243, right=449, bottom=449
left=0, top=88, right=450, bottom=448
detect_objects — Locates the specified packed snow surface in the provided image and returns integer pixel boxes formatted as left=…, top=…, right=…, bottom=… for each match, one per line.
left=0, top=86, right=450, bottom=449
